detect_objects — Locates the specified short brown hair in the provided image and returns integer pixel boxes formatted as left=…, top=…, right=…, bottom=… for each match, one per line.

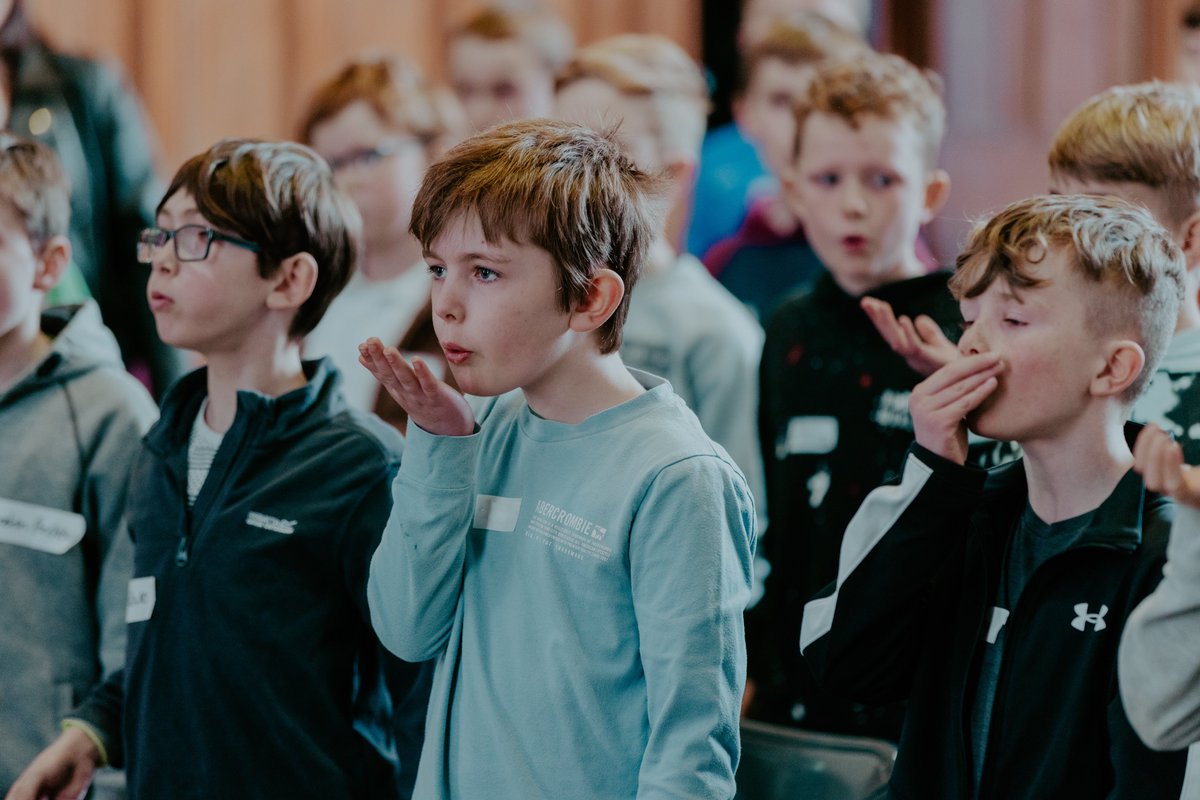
left=736, top=13, right=867, bottom=96
left=0, top=132, right=70, bottom=247
left=556, top=33, right=710, bottom=160
left=410, top=118, right=668, bottom=353
left=952, top=194, right=1185, bottom=400
left=449, top=6, right=574, bottom=72
left=298, top=55, right=465, bottom=149
left=793, top=52, right=946, bottom=168
left=160, top=138, right=361, bottom=339
left=1048, top=82, right=1200, bottom=230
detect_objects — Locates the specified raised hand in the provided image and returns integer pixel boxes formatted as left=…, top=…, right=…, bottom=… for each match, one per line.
left=358, top=338, right=475, bottom=437
left=862, top=296, right=958, bottom=377
left=909, top=352, right=1002, bottom=464
left=1133, top=425, right=1200, bottom=509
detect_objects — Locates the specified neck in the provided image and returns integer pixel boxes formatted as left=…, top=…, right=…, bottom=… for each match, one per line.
left=360, top=235, right=425, bottom=282
left=643, top=236, right=677, bottom=277
left=201, top=339, right=307, bottom=432
left=523, top=347, right=644, bottom=424
left=1020, top=405, right=1132, bottom=523
left=0, top=309, right=50, bottom=393
left=839, top=251, right=926, bottom=297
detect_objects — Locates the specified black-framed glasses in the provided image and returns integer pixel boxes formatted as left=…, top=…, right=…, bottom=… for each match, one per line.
left=137, top=225, right=260, bottom=264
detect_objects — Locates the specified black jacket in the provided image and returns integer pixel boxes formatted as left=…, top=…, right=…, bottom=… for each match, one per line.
left=801, top=440, right=1187, bottom=799
left=73, top=360, right=426, bottom=800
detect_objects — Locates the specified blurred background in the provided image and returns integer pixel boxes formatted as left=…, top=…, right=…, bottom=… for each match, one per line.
left=24, top=0, right=1195, bottom=261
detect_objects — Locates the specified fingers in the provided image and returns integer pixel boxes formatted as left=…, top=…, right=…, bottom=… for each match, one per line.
left=913, top=314, right=954, bottom=350
left=920, top=352, right=1002, bottom=397
left=862, top=297, right=906, bottom=352
left=1133, top=425, right=1184, bottom=495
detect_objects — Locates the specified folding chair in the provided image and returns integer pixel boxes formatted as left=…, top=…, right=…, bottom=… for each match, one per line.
left=734, top=718, right=897, bottom=800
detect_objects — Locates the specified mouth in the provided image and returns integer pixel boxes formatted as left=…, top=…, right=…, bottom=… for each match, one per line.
left=442, top=342, right=473, bottom=365
left=842, top=235, right=868, bottom=252
left=147, top=291, right=173, bottom=312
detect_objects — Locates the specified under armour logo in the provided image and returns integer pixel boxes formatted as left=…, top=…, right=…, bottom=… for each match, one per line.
left=1071, top=603, right=1108, bottom=632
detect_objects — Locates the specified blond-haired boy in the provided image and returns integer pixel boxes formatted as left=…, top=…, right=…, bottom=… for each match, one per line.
left=301, top=55, right=465, bottom=412
left=360, top=118, right=755, bottom=798
left=748, top=51, right=952, bottom=738
left=555, top=33, right=768, bottom=557
left=802, top=194, right=1190, bottom=798
left=447, top=4, right=573, bottom=133
left=0, top=135, right=157, bottom=796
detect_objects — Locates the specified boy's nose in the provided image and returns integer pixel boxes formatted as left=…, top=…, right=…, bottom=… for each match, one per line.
left=840, top=182, right=868, bottom=217
left=433, top=279, right=464, bottom=322
left=958, top=324, right=985, bottom=356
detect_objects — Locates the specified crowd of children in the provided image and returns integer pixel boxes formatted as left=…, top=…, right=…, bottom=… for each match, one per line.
left=7, top=0, right=1200, bottom=798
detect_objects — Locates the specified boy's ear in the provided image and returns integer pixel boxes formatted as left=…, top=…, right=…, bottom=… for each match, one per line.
left=568, top=267, right=625, bottom=335
left=919, top=169, right=951, bottom=225
left=1178, top=208, right=1200, bottom=272
left=265, top=252, right=318, bottom=313
left=1091, top=338, right=1145, bottom=399
left=31, top=235, right=71, bottom=292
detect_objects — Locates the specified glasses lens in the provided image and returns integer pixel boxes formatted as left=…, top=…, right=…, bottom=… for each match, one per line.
left=136, top=228, right=168, bottom=264
left=175, top=226, right=212, bottom=261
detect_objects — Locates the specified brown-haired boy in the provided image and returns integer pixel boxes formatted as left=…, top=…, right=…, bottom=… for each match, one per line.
left=0, top=134, right=157, bottom=796
left=802, top=193, right=1190, bottom=798
left=747, top=51, right=953, bottom=738
left=359, top=118, right=755, bottom=798
left=9, top=138, right=427, bottom=800
left=555, top=33, right=768, bottom=556
left=447, top=4, right=574, bottom=133
left=702, top=14, right=872, bottom=320
left=301, top=55, right=466, bottom=413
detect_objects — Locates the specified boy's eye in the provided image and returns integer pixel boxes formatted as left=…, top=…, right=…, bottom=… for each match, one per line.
left=959, top=320, right=974, bottom=332
left=475, top=266, right=498, bottom=282
left=427, top=264, right=446, bottom=279
left=812, top=172, right=838, bottom=187
left=492, top=82, right=518, bottom=100
left=1003, top=318, right=1026, bottom=326
left=868, top=173, right=898, bottom=189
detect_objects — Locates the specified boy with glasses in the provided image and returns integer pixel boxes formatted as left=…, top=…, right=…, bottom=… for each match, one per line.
left=8, top=138, right=428, bottom=800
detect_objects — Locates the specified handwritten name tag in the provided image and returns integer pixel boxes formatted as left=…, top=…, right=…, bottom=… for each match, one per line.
left=0, top=497, right=86, bottom=555
left=126, top=577, right=156, bottom=623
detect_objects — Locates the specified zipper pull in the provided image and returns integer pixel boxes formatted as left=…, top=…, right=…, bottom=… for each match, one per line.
left=175, top=536, right=190, bottom=566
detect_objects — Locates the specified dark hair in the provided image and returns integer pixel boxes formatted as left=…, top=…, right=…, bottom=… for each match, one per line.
left=159, top=138, right=361, bottom=338
left=411, top=118, right=667, bottom=353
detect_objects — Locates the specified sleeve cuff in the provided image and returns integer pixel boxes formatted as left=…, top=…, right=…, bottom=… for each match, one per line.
left=401, top=421, right=480, bottom=489
left=61, top=718, right=109, bottom=767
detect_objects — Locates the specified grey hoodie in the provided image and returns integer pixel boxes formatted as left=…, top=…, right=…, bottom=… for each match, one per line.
left=0, top=302, right=157, bottom=792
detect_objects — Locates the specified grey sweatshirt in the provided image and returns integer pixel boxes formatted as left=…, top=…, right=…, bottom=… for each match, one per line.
left=1120, top=503, right=1200, bottom=753
left=0, top=302, right=158, bottom=792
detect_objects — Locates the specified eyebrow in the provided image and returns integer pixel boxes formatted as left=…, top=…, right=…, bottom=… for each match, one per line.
left=423, top=249, right=513, bottom=264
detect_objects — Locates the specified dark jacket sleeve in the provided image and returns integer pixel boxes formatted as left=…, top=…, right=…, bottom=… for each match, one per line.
left=67, top=668, right=125, bottom=767
left=800, top=444, right=986, bottom=706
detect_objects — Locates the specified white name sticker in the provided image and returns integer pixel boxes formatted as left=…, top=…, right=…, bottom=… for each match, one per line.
left=0, top=497, right=86, bottom=555
left=473, top=495, right=522, bottom=532
left=126, top=577, right=156, bottom=623
left=778, top=416, right=839, bottom=457
left=985, top=606, right=1010, bottom=644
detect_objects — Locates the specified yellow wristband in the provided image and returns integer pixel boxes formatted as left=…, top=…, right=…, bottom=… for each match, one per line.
left=61, top=718, right=109, bottom=767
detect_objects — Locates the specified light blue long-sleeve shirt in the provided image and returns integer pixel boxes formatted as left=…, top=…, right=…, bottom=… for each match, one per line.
left=368, top=371, right=756, bottom=799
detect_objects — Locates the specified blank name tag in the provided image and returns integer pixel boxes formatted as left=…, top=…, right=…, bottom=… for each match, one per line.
left=0, top=497, right=86, bottom=555
left=473, top=495, right=522, bottom=532
left=780, top=416, right=839, bottom=456
left=126, top=577, right=156, bottom=623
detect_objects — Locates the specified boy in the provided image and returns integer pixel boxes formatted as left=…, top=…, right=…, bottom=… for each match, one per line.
left=8, top=138, right=427, bottom=800
left=688, top=0, right=871, bottom=260
left=802, top=193, right=1190, bottom=798
left=870, top=82, right=1200, bottom=463
left=0, top=135, right=157, bottom=796
left=747, top=52, right=952, bottom=737
left=1120, top=424, right=1200, bottom=751
left=555, top=33, right=768, bottom=553
left=302, top=55, right=465, bottom=412
left=701, top=15, right=871, bottom=321
left=447, top=4, right=573, bottom=133
left=360, top=118, right=756, bottom=798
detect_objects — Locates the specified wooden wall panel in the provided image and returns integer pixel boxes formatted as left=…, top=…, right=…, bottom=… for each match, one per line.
left=26, top=0, right=700, bottom=172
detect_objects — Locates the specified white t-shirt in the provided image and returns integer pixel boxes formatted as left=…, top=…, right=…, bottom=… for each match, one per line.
left=187, top=399, right=224, bottom=506
left=304, top=263, right=430, bottom=411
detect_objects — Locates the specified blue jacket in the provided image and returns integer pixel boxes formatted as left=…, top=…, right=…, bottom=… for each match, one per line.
left=72, top=359, right=427, bottom=800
